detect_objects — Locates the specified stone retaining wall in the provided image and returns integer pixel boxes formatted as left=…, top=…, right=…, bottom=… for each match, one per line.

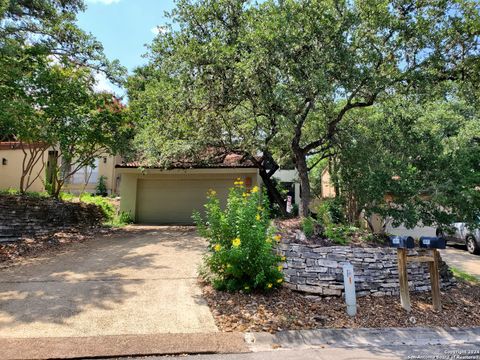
left=0, top=195, right=104, bottom=242
left=277, top=243, right=455, bottom=297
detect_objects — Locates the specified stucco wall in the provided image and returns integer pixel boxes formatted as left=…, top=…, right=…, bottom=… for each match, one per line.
left=0, top=149, right=48, bottom=192
left=277, top=243, right=455, bottom=297
left=0, top=148, right=119, bottom=194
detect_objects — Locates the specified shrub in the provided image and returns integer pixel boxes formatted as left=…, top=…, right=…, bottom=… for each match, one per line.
left=324, top=224, right=359, bottom=245
left=316, top=198, right=345, bottom=226
left=96, top=176, right=108, bottom=197
left=117, top=211, right=134, bottom=225
left=194, top=180, right=284, bottom=292
left=79, top=193, right=115, bottom=221
left=301, top=217, right=316, bottom=237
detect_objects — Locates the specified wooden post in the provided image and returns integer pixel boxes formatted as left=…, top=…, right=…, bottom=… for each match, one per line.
left=429, top=249, right=442, bottom=311
left=397, top=248, right=411, bottom=312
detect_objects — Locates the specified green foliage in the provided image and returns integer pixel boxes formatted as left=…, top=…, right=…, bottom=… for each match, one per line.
left=79, top=193, right=115, bottom=221
left=0, top=189, right=49, bottom=198
left=194, top=181, right=284, bottom=292
left=116, top=211, right=134, bottom=225
left=96, top=176, right=108, bottom=197
left=324, top=225, right=358, bottom=245
left=316, top=199, right=345, bottom=227
left=127, top=0, right=480, bottom=217
left=333, top=94, right=480, bottom=229
left=301, top=217, right=315, bottom=238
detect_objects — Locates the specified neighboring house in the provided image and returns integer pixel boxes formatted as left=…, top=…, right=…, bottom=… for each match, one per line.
left=0, top=142, right=120, bottom=195
left=116, top=154, right=299, bottom=225
left=320, top=167, right=336, bottom=198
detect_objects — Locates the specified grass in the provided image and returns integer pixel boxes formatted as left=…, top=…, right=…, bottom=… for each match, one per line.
left=450, top=266, right=479, bottom=283
left=0, top=188, right=50, bottom=198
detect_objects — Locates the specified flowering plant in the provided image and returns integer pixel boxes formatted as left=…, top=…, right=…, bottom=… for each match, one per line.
left=194, top=179, right=284, bottom=292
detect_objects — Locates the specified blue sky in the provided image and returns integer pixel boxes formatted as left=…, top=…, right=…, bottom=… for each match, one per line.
left=77, top=0, right=176, bottom=95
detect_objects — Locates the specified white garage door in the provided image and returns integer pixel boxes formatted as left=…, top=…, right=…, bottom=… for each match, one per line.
left=136, top=178, right=234, bottom=224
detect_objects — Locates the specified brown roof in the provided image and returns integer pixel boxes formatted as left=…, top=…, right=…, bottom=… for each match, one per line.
left=116, top=152, right=257, bottom=169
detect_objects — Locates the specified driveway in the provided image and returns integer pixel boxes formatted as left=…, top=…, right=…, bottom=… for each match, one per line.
left=440, top=246, right=480, bottom=280
left=0, top=226, right=217, bottom=338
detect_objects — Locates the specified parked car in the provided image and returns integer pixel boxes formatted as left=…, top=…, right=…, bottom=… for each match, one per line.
left=437, top=221, right=480, bottom=255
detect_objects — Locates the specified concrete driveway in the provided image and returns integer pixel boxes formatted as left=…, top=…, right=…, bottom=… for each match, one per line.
left=0, top=226, right=217, bottom=338
left=440, top=246, right=480, bottom=280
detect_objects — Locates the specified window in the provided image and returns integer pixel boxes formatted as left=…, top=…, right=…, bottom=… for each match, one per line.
left=68, top=159, right=100, bottom=185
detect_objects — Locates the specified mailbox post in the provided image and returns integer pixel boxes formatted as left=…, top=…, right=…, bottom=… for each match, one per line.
left=389, top=236, right=445, bottom=312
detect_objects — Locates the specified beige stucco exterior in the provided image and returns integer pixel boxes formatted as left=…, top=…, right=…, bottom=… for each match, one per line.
left=0, top=148, right=48, bottom=192
left=117, top=167, right=261, bottom=224
left=0, top=145, right=119, bottom=194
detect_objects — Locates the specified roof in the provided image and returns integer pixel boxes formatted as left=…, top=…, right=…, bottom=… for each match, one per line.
left=116, top=153, right=258, bottom=169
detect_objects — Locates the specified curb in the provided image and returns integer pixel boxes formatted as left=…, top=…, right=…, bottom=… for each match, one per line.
left=245, top=327, right=480, bottom=352
left=0, top=332, right=249, bottom=360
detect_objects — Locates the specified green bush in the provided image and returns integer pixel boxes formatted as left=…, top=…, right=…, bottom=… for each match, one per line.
left=0, top=188, right=49, bottom=198
left=117, top=211, right=134, bottom=225
left=301, top=217, right=316, bottom=237
left=324, top=224, right=359, bottom=245
left=79, top=193, right=115, bottom=221
left=316, top=198, right=345, bottom=226
left=194, top=180, right=284, bottom=292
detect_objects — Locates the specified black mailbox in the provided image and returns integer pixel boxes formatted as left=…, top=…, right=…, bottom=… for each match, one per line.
left=419, top=236, right=446, bottom=249
left=389, top=236, right=415, bottom=249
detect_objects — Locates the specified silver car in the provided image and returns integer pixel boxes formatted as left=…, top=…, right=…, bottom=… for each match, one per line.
left=437, top=222, right=480, bottom=255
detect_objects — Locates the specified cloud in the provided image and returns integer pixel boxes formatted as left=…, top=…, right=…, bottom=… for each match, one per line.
left=151, top=25, right=169, bottom=36
left=93, top=72, right=115, bottom=94
left=86, top=0, right=120, bottom=5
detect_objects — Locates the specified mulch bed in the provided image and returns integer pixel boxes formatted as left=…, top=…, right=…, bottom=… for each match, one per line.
left=201, top=281, right=480, bottom=332
left=0, top=227, right=113, bottom=267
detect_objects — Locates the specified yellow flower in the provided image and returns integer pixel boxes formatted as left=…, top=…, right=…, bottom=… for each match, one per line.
left=242, top=192, right=250, bottom=198
left=214, top=244, right=222, bottom=252
left=274, top=235, right=281, bottom=242
left=251, top=186, right=259, bottom=193
left=281, top=256, right=286, bottom=261
left=234, top=178, right=244, bottom=186
left=277, top=278, right=283, bottom=284
left=255, top=214, right=261, bottom=221
left=277, top=265, right=283, bottom=272
left=232, top=237, right=241, bottom=247
left=207, top=189, right=217, bottom=196
left=267, top=283, right=273, bottom=289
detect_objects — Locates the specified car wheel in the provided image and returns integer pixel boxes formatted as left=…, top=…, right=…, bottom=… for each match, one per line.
left=466, top=236, right=480, bottom=255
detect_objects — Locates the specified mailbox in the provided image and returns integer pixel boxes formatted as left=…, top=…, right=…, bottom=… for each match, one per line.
left=389, top=236, right=415, bottom=249
left=419, top=236, right=446, bottom=249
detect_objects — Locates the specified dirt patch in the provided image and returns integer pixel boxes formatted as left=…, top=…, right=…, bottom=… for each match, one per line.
left=201, top=281, right=480, bottom=332
left=0, top=227, right=114, bottom=268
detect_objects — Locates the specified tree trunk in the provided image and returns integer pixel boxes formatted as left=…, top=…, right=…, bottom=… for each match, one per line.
left=258, top=167, right=288, bottom=217
left=293, top=149, right=311, bottom=218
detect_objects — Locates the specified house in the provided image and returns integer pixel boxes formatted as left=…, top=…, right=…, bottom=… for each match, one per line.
left=116, top=154, right=300, bottom=224
left=0, top=142, right=120, bottom=195
left=1, top=144, right=300, bottom=224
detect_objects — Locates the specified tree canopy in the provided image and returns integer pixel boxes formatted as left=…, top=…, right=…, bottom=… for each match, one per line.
left=128, top=0, right=480, bottom=217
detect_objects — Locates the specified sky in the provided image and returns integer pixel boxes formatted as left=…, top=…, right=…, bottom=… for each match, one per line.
left=77, top=0, right=177, bottom=96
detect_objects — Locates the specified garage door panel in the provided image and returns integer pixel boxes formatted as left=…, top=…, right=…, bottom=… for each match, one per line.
left=136, top=179, right=233, bottom=224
